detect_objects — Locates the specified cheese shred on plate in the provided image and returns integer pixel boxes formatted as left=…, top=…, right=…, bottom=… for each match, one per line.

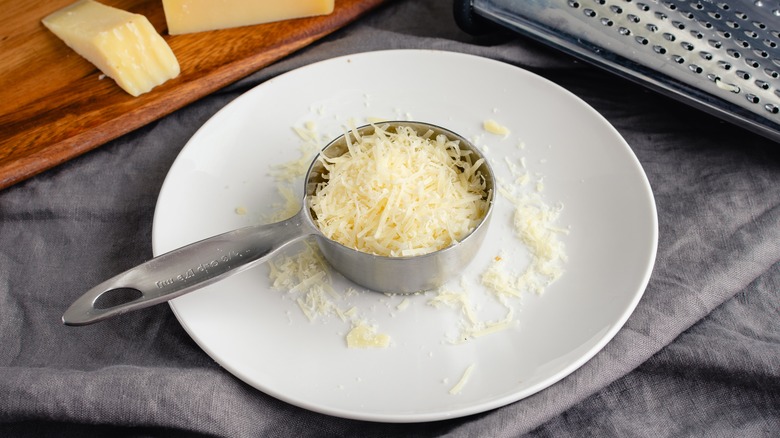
left=449, top=364, right=476, bottom=395
left=310, top=124, right=489, bottom=257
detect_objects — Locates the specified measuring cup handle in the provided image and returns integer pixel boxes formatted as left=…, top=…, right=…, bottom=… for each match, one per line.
left=62, top=210, right=311, bottom=326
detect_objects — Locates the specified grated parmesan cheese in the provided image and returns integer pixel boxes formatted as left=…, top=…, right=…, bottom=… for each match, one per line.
left=428, top=284, right=517, bottom=343
left=483, top=119, right=510, bottom=136
left=310, top=124, right=489, bottom=257
left=487, top=179, right=568, bottom=296
left=346, top=322, right=391, bottom=348
left=268, top=241, right=340, bottom=322
left=715, top=79, right=740, bottom=93
left=268, top=122, right=322, bottom=183
left=266, top=230, right=392, bottom=348
left=449, top=364, right=476, bottom=395
left=263, top=185, right=300, bottom=223
left=261, top=116, right=567, bottom=365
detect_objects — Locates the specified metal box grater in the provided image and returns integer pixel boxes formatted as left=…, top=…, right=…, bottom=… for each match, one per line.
left=455, top=0, right=780, bottom=142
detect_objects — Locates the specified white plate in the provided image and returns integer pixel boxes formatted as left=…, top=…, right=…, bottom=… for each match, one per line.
left=153, top=50, right=658, bottom=422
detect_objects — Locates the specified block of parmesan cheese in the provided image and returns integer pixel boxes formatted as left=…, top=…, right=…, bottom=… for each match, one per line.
left=162, top=0, right=335, bottom=35
left=42, top=0, right=180, bottom=97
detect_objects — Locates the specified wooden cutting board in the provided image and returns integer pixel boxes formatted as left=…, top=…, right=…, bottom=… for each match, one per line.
left=0, top=0, right=388, bottom=190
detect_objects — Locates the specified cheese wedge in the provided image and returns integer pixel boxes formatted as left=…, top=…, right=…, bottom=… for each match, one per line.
left=42, top=0, right=180, bottom=97
left=162, top=0, right=335, bottom=35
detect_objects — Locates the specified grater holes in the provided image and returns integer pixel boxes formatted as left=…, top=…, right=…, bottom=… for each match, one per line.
left=595, top=0, right=606, bottom=4
left=599, top=0, right=780, bottom=112
left=772, top=31, right=780, bottom=39
left=755, top=79, right=770, bottom=90
left=753, top=21, right=767, bottom=30
left=728, top=48, right=742, bottom=58
left=754, top=49, right=769, bottom=58
left=773, top=58, right=780, bottom=67
left=568, top=0, right=580, bottom=7
left=775, top=89, right=780, bottom=97
left=774, top=9, right=780, bottom=17
left=584, top=8, right=597, bottom=17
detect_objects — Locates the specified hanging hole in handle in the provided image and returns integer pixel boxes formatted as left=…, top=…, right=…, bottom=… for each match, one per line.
left=93, top=288, right=143, bottom=310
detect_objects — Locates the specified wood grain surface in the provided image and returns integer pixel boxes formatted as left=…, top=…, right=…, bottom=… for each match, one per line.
left=0, top=0, right=388, bottom=190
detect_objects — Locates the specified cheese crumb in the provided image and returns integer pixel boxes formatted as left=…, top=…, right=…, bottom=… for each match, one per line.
left=263, top=185, right=300, bottom=222
left=715, top=78, right=740, bottom=93
left=268, top=123, right=322, bottom=183
left=480, top=254, right=522, bottom=298
left=346, top=322, right=391, bottom=348
left=491, top=183, right=568, bottom=295
left=262, top=121, right=320, bottom=222
left=428, top=285, right=516, bottom=342
left=449, top=364, right=476, bottom=395
left=268, top=241, right=339, bottom=322
left=483, top=119, right=510, bottom=136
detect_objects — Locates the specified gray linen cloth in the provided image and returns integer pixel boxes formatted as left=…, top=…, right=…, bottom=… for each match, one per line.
left=1, top=0, right=779, bottom=436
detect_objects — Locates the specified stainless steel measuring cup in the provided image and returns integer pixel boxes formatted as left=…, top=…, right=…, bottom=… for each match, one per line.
left=62, top=121, right=496, bottom=326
